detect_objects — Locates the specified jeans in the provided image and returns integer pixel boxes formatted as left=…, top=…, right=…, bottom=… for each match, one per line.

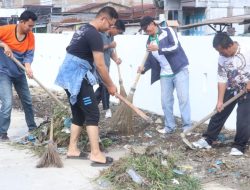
left=160, top=68, right=191, bottom=131
left=0, top=73, right=37, bottom=135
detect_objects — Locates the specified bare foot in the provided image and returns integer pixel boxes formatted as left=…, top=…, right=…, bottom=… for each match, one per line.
left=89, top=152, right=106, bottom=163
left=67, top=148, right=81, bottom=157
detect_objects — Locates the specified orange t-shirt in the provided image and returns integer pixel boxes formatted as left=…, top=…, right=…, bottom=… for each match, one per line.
left=0, top=24, right=35, bottom=76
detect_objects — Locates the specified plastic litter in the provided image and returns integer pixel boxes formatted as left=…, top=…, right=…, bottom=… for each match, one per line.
left=173, top=169, right=184, bottom=175
left=126, top=168, right=143, bottom=184
left=63, top=118, right=72, bottom=128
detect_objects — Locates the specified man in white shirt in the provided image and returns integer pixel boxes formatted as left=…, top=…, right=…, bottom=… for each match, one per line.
left=193, top=32, right=250, bottom=156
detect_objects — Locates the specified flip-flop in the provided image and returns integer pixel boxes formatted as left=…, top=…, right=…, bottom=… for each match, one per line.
left=90, top=156, right=113, bottom=167
left=66, top=151, right=89, bottom=160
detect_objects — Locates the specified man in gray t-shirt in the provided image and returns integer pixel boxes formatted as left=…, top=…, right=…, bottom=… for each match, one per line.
left=95, top=20, right=125, bottom=118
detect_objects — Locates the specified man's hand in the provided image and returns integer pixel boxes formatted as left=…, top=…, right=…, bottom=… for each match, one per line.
left=147, top=43, right=159, bottom=51
left=246, top=81, right=250, bottom=92
left=115, top=58, right=122, bottom=65
left=109, top=41, right=116, bottom=49
left=3, top=44, right=13, bottom=57
left=25, top=63, right=33, bottom=79
left=137, top=66, right=144, bottom=73
left=107, top=84, right=117, bottom=96
left=216, top=101, right=224, bottom=112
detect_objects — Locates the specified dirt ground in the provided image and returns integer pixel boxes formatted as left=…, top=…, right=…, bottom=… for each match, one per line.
left=13, top=86, right=250, bottom=190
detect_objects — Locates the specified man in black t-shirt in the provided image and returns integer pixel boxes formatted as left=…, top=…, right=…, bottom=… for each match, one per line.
left=55, top=6, right=118, bottom=166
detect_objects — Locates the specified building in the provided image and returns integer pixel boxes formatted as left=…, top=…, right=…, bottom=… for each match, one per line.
left=164, top=0, right=250, bottom=35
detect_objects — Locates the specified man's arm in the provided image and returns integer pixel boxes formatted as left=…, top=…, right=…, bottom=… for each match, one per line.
left=217, top=82, right=227, bottom=112
left=111, top=50, right=121, bottom=65
left=0, top=41, right=13, bottom=57
left=93, top=51, right=117, bottom=95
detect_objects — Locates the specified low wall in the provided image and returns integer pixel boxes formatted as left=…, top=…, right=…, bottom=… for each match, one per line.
left=30, top=33, right=250, bottom=130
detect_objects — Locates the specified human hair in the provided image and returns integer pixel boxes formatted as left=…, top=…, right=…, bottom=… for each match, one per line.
left=96, top=6, right=118, bottom=19
left=19, top=10, right=37, bottom=22
left=213, top=32, right=233, bottom=49
left=115, top=19, right=125, bottom=32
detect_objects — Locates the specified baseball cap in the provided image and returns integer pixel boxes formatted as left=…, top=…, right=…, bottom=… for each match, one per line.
left=140, top=16, right=154, bottom=31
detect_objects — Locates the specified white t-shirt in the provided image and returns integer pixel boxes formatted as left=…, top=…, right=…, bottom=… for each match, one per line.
left=150, top=39, right=173, bottom=76
left=217, top=43, right=250, bottom=91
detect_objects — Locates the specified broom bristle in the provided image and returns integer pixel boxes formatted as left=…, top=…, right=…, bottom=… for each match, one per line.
left=111, top=93, right=134, bottom=135
left=36, top=142, right=63, bottom=168
left=119, top=82, right=127, bottom=98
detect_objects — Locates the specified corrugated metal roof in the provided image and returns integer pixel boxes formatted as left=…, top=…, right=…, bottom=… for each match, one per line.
left=66, top=2, right=130, bottom=13
left=179, top=14, right=250, bottom=30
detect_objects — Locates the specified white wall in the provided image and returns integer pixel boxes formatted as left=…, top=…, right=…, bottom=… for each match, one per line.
left=30, top=33, right=250, bottom=130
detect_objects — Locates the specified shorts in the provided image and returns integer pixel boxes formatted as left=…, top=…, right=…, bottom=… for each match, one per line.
left=65, top=79, right=100, bottom=126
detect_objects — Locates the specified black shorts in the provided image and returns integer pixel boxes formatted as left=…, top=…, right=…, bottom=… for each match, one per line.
left=65, top=79, right=100, bottom=126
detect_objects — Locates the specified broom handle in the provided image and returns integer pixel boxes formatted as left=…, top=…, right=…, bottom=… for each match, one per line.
left=50, top=117, right=54, bottom=141
left=183, top=89, right=246, bottom=135
left=130, top=52, right=149, bottom=92
left=114, top=48, right=123, bottom=84
left=11, top=56, right=67, bottom=110
left=115, top=92, right=152, bottom=123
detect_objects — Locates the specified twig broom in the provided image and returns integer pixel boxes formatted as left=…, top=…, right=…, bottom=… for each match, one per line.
left=111, top=52, right=149, bottom=135
left=36, top=117, right=63, bottom=168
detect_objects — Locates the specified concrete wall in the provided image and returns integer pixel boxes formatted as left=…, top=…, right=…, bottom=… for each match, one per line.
left=29, top=33, right=250, bottom=130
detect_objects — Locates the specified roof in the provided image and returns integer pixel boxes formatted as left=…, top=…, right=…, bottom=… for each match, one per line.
left=118, top=4, right=164, bottom=21
left=66, top=2, right=130, bottom=13
left=179, top=14, right=250, bottom=30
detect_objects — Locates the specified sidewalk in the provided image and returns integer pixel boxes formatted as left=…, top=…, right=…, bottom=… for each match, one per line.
left=0, top=110, right=125, bottom=190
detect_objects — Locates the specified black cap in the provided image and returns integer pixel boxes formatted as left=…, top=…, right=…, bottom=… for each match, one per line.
left=140, top=16, right=154, bottom=30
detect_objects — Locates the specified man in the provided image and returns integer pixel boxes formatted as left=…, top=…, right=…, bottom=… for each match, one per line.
left=138, top=16, right=191, bottom=134
left=95, top=19, right=125, bottom=118
left=55, top=6, right=118, bottom=166
left=193, top=32, right=250, bottom=156
left=0, top=10, right=38, bottom=141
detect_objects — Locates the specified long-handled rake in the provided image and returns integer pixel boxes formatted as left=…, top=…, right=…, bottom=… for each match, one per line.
left=111, top=52, right=149, bottom=135
left=181, top=90, right=246, bottom=149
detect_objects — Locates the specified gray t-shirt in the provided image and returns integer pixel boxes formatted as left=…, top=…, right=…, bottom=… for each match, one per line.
left=100, top=32, right=114, bottom=70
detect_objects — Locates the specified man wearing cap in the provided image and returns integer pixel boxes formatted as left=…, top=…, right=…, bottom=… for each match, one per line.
left=138, top=16, right=191, bottom=134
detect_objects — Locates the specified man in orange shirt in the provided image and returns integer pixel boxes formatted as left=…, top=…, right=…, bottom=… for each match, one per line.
left=0, top=10, right=38, bottom=141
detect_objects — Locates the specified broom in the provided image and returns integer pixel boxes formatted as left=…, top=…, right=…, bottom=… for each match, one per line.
left=114, top=48, right=127, bottom=97
left=111, top=52, right=149, bottom=135
left=36, top=117, right=63, bottom=168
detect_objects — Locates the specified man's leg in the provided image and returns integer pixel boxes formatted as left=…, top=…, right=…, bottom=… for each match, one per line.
left=203, top=90, right=237, bottom=145
left=0, top=74, right=13, bottom=136
left=160, top=76, right=175, bottom=131
left=67, top=124, right=82, bottom=156
left=87, top=125, right=106, bottom=163
left=233, top=93, right=250, bottom=153
left=94, top=85, right=102, bottom=105
left=174, top=68, right=191, bottom=130
left=13, top=75, right=37, bottom=131
left=65, top=90, right=84, bottom=157
left=79, top=79, right=108, bottom=163
left=101, top=85, right=110, bottom=110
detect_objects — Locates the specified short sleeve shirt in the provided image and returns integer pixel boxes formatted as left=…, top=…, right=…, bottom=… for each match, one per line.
left=217, top=43, right=250, bottom=91
left=66, top=24, right=103, bottom=65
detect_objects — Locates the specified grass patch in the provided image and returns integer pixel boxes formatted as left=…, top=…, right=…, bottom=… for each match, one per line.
left=98, top=154, right=201, bottom=190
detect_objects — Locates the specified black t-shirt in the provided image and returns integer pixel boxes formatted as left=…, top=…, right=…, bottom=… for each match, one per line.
left=66, top=24, right=103, bottom=64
